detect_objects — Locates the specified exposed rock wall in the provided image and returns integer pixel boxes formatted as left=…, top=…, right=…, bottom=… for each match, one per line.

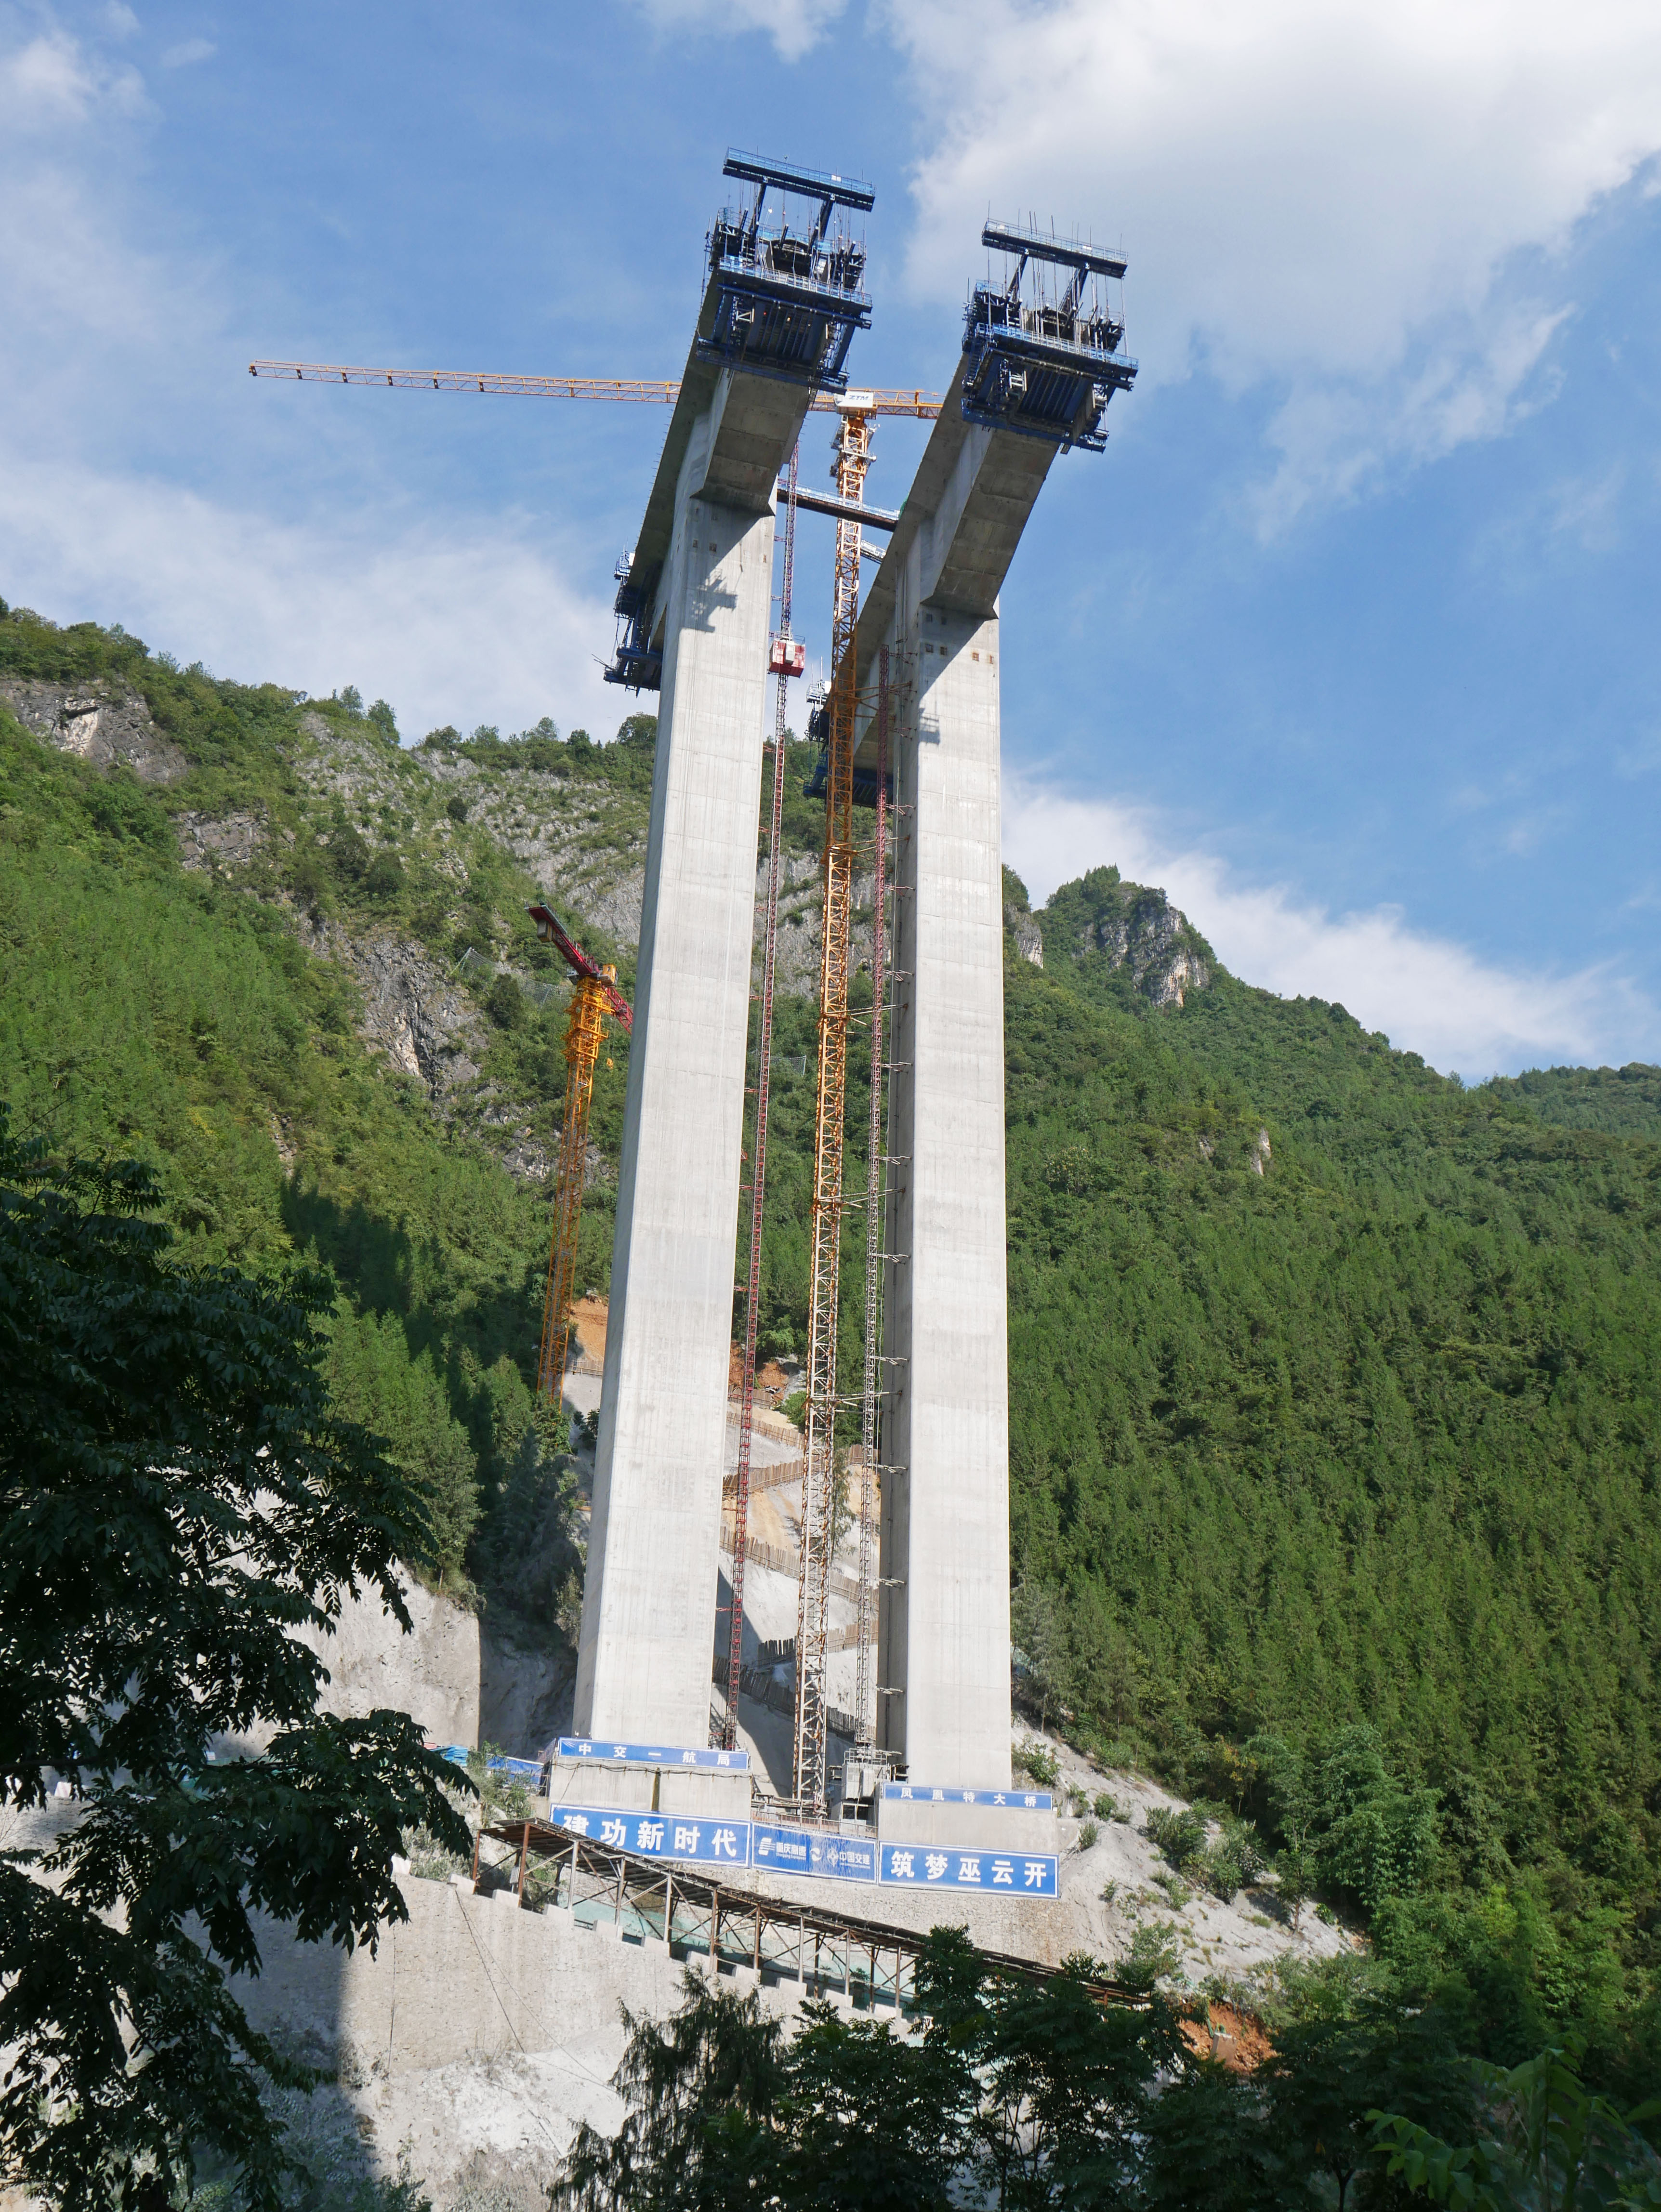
left=298, top=916, right=487, bottom=1099
left=1005, top=903, right=1044, bottom=967
left=1087, top=886, right=1211, bottom=1007
left=0, top=678, right=186, bottom=784
left=176, top=809, right=267, bottom=873
left=1042, top=869, right=1214, bottom=1009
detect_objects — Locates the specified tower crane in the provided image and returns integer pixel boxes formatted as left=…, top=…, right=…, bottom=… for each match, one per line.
left=525, top=904, right=632, bottom=1403
left=248, top=359, right=939, bottom=421
left=253, top=345, right=933, bottom=1786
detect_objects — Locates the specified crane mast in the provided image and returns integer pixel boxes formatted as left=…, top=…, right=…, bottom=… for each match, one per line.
left=792, top=402, right=872, bottom=1813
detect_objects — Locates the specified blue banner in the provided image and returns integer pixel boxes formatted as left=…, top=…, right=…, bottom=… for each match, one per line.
left=492, top=1754, right=548, bottom=1785
left=880, top=1844, right=1059, bottom=1896
left=753, top=1823, right=878, bottom=1883
left=556, top=1738, right=751, bottom=1772
left=549, top=1803, right=751, bottom=1868
left=429, top=1745, right=546, bottom=1786
left=882, top=1783, right=1053, bottom=1810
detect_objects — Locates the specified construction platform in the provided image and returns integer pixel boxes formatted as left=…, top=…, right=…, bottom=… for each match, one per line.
left=475, top=1821, right=1135, bottom=2014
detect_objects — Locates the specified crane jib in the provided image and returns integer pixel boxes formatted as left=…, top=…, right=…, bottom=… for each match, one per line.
left=247, top=360, right=940, bottom=419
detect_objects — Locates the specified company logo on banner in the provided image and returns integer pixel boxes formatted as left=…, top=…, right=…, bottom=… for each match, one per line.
left=754, top=1823, right=877, bottom=1883
left=551, top=1805, right=751, bottom=1868
left=556, top=1738, right=750, bottom=1772
left=882, top=1784, right=1053, bottom=1810
left=880, top=1844, right=1058, bottom=1896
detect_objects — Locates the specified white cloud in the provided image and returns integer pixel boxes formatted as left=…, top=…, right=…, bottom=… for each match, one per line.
left=0, top=25, right=143, bottom=126
left=0, top=453, right=621, bottom=748
left=627, top=0, right=845, bottom=63
left=0, top=12, right=624, bottom=753
left=885, top=0, right=1661, bottom=521
left=1002, top=774, right=1656, bottom=1075
left=160, top=36, right=214, bottom=67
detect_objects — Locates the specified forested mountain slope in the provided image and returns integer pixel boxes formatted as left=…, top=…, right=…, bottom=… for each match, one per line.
left=998, top=870, right=1659, bottom=1867
left=3, top=600, right=1657, bottom=2071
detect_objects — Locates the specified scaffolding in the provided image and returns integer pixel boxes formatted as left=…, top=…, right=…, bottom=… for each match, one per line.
left=960, top=221, right=1137, bottom=451
left=701, top=152, right=873, bottom=391
left=722, top=441, right=802, bottom=1750
left=852, top=647, right=890, bottom=1753
left=793, top=401, right=872, bottom=1813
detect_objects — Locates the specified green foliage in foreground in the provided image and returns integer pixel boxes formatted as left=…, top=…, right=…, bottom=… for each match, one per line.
left=0, top=1122, right=473, bottom=2209
left=1373, top=2044, right=1661, bottom=2210
left=557, top=1932, right=1587, bottom=2211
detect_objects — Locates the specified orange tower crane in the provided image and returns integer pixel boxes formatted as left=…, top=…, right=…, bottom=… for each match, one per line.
left=525, top=904, right=632, bottom=1401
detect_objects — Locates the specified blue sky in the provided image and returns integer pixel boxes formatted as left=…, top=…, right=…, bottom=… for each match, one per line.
left=3, top=0, right=1659, bottom=1077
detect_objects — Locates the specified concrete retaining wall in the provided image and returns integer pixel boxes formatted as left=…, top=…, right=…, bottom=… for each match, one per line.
left=234, top=1873, right=853, bottom=2085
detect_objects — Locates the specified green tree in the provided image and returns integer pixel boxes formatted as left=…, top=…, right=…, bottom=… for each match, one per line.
left=1372, top=2043, right=1661, bottom=2210
left=1012, top=1577, right=1072, bottom=1735
left=777, top=2000, right=973, bottom=2210
left=555, top=1971, right=786, bottom=2211
left=1264, top=2000, right=1474, bottom=2212
left=911, top=1935, right=1185, bottom=2210
left=1140, top=2063, right=1279, bottom=2212
left=323, top=1306, right=480, bottom=1585
left=0, top=1120, right=473, bottom=2209
left=485, top=972, right=525, bottom=1030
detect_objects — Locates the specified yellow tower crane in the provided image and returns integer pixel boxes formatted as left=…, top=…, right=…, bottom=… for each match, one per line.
left=252, top=356, right=937, bottom=1780
left=248, top=360, right=938, bottom=419
left=526, top=904, right=632, bottom=1400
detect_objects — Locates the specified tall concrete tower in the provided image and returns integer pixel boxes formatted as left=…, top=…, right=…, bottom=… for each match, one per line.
left=574, top=156, right=874, bottom=1748
left=853, top=227, right=1136, bottom=1787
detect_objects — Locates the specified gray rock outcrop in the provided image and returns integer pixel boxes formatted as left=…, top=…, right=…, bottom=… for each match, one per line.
left=1078, top=881, right=1211, bottom=1008
left=177, top=810, right=266, bottom=873
left=301, top=917, right=486, bottom=1099
left=1005, top=904, right=1044, bottom=967
left=0, top=678, right=186, bottom=784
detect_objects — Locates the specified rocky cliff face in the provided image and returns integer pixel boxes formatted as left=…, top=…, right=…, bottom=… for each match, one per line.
left=1087, top=886, right=1210, bottom=1008
left=1005, top=903, right=1044, bottom=968
left=297, top=913, right=487, bottom=1101
left=1039, top=866, right=1213, bottom=1010
left=0, top=678, right=186, bottom=783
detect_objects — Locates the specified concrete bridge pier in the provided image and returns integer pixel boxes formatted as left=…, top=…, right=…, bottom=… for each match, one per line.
left=857, top=264, right=1135, bottom=1783
left=574, top=440, right=784, bottom=1747
left=868, top=514, right=1015, bottom=1793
